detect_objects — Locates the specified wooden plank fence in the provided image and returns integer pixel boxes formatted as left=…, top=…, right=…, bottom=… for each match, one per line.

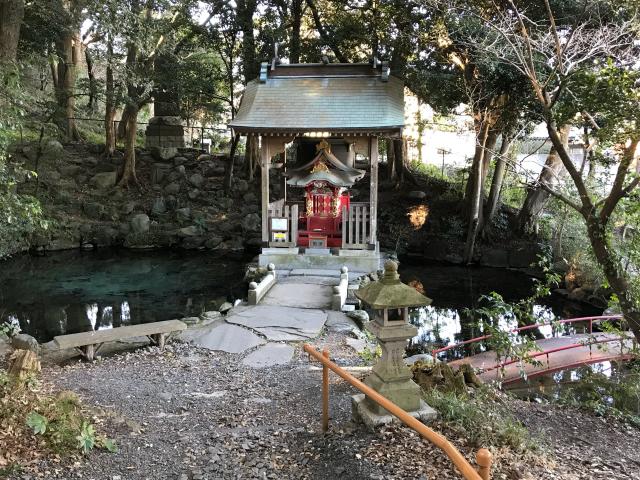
left=342, top=203, right=370, bottom=249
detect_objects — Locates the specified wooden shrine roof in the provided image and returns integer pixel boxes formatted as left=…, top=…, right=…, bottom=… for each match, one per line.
left=229, top=62, right=404, bottom=136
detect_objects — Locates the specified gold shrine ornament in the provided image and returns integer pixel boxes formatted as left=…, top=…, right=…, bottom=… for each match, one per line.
left=316, top=139, right=331, bottom=153
left=311, top=160, right=330, bottom=174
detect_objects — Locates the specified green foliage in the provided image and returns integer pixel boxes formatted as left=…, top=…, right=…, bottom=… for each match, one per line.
left=464, top=255, right=561, bottom=380
left=76, top=422, right=96, bottom=454
left=0, top=64, right=49, bottom=258
left=26, top=412, right=48, bottom=435
left=0, top=318, right=21, bottom=338
left=424, top=387, right=536, bottom=451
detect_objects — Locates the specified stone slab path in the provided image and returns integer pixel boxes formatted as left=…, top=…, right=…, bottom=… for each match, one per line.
left=260, top=283, right=333, bottom=309
left=181, top=322, right=266, bottom=354
left=227, top=305, right=327, bottom=341
left=241, top=343, right=296, bottom=368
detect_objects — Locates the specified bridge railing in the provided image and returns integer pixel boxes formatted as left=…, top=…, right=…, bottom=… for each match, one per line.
left=431, top=315, right=624, bottom=361
left=303, top=344, right=493, bottom=480
left=486, top=334, right=637, bottom=384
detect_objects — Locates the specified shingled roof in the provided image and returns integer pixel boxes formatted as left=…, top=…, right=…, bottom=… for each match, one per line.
left=228, top=62, right=404, bottom=136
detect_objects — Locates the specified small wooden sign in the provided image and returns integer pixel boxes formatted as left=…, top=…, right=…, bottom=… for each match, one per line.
left=271, top=217, right=289, bottom=232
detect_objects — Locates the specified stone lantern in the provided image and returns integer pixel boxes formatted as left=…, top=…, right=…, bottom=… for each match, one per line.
left=352, top=260, right=436, bottom=427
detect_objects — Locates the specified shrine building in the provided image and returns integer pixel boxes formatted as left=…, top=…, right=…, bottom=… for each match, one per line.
left=229, top=60, right=404, bottom=272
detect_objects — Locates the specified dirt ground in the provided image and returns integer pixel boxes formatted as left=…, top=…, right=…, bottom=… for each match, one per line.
left=6, top=331, right=640, bottom=480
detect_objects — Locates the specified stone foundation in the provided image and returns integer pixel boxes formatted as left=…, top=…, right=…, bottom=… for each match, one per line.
left=145, top=116, right=188, bottom=149
left=258, top=247, right=381, bottom=273
left=351, top=393, right=437, bottom=430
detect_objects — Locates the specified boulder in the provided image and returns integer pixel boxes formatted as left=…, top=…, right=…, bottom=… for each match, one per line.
left=407, top=190, right=427, bottom=199
left=219, top=302, right=233, bottom=314
left=204, top=236, right=223, bottom=249
left=41, top=170, right=61, bottom=184
left=241, top=213, right=261, bottom=233
left=197, top=153, right=214, bottom=162
left=130, top=213, right=150, bottom=234
left=164, top=182, right=181, bottom=195
left=11, top=334, right=39, bottom=353
left=174, top=156, right=187, bottom=166
left=176, top=207, right=191, bottom=222
left=235, top=179, right=249, bottom=193
left=122, top=201, right=136, bottom=215
left=175, top=165, right=186, bottom=177
left=42, top=140, right=64, bottom=162
left=182, top=236, right=205, bottom=249
left=165, top=195, right=178, bottom=211
left=188, top=189, right=200, bottom=200
left=83, top=202, right=104, bottom=219
left=90, top=171, right=117, bottom=189
left=188, top=173, right=205, bottom=187
left=179, top=225, right=200, bottom=237
left=346, top=310, right=369, bottom=324
left=242, top=192, right=258, bottom=204
left=150, top=146, right=178, bottom=161
left=568, top=287, right=588, bottom=302
left=59, top=165, right=82, bottom=177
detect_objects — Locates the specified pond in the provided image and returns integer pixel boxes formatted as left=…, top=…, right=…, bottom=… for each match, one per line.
left=0, top=249, right=250, bottom=343
left=397, top=261, right=602, bottom=356
left=0, top=252, right=601, bottom=345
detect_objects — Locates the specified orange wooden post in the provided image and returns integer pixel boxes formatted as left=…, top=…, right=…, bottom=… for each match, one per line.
left=476, top=449, right=492, bottom=480
left=322, top=349, right=330, bottom=433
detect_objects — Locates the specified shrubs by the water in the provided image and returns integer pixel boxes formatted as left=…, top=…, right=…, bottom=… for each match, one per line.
left=423, top=387, right=536, bottom=452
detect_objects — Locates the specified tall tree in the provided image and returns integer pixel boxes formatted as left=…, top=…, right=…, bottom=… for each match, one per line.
left=0, top=0, right=24, bottom=62
left=478, top=0, right=640, bottom=340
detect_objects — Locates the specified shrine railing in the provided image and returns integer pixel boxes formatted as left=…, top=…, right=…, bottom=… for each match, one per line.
left=267, top=200, right=299, bottom=247
left=342, top=203, right=371, bottom=249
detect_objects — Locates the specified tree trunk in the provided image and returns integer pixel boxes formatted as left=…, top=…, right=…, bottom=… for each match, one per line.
left=246, top=135, right=259, bottom=181
left=517, top=124, right=570, bottom=233
left=104, top=36, right=116, bottom=156
left=463, top=118, right=490, bottom=263
left=224, top=133, right=240, bottom=192
left=118, top=105, right=139, bottom=187
left=237, top=0, right=258, bottom=82
left=483, top=133, right=513, bottom=228
left=586, top=216, right=640, bottom=341
left=54, top=5, right=82, bottom=142
left=0, top=0, right=24, bottom=63
left=290, top=0, right=303, bottom=63
left=85, top=44, right=97, bottom=111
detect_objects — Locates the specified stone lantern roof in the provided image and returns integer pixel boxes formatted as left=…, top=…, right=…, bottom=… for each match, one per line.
left=356, top=260, right=432, bottom=309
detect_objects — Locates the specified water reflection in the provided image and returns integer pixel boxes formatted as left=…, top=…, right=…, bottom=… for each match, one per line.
left=398, top=261, right=602, bottom=356
left=0, top=249, right=250, bottom=342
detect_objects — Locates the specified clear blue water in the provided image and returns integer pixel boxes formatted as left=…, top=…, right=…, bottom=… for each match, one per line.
left=0, top=252, right=599, bottom=345
left=0, top=249, right=250, bottom=342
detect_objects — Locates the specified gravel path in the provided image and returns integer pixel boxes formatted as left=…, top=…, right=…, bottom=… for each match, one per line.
left=8, top=332, right=640, bottom=480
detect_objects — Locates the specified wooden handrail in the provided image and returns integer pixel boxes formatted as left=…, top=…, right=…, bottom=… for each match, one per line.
left=303, top=344, right=492, bottom=480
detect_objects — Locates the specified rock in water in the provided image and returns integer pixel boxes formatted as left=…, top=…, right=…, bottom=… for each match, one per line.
left=130, top=213, right=150, bottom=234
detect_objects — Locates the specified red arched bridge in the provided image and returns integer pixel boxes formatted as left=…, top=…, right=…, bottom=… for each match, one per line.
left=431, top=315, right=636, bottom=385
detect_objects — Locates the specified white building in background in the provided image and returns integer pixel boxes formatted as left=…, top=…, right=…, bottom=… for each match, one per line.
left=403, top=92, right=588, bottom=180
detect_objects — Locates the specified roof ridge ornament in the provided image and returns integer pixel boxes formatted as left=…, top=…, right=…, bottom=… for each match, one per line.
left=316, top=139, right=331, bottom=153
left=259, top=62, right=269, bottom=83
